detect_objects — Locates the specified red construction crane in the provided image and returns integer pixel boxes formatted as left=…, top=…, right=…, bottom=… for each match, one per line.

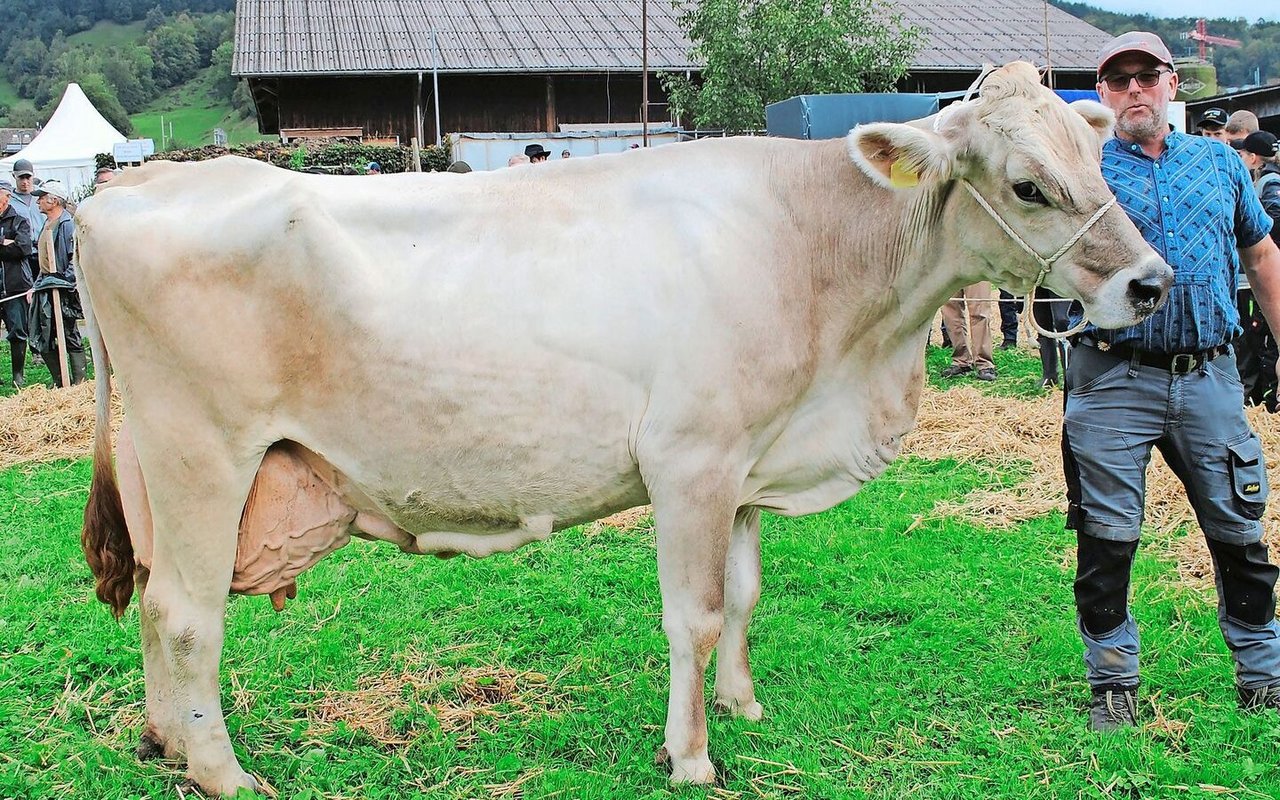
left=1182, top=19, right=1242, bottom=62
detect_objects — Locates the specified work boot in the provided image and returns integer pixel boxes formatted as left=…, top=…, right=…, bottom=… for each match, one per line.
left=940, top=364, right=972, bottom=378
left=10, top=341, right=25, bottom=389
left=68, top=351, right=87, bottom=385
left=1089, top=686, right=1138, bottom=731
left=43, top=349, right=65, bottom=388
left=976, top=367, right=998, bottom=381
left=1239, top=683, right=1280, bottom=712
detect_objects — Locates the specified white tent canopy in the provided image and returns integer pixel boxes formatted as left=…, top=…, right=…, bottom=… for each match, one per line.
left=0, top=83, right=126, bottom=192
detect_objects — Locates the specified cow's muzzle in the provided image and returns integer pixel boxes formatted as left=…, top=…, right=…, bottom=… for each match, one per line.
left=1125, top=261, right=1174, bottom=318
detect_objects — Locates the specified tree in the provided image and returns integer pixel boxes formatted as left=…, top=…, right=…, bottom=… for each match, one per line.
left=101, top=45, right=158, bottom=111
left=1, top=106, right=43, bottom=128
left=143, top=5, right=166, bottom=32
left=209, top=39, right=236, bottom=100
left=148, top=20, right=200, bottom=88
left=662, top=0, right=921, bottom=133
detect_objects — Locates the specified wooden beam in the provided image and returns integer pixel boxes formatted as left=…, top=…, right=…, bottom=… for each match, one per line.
left=545, top=76, right=556, bottom=132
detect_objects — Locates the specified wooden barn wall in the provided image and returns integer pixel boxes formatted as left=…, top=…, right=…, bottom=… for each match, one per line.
left=268, top=73, right=673, bottom=141
left=276, top=75, right=419, bottom=140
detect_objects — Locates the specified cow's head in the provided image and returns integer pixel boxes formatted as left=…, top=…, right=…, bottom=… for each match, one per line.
left=847, top=61, right=1172, bottom=330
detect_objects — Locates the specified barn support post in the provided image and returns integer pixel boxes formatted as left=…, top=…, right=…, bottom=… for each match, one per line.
left=416, top=72, right=424, bottom=148
left=642, top=0, right=650, bottom=147
left=432, top=29, right=443, bottom=146
left=545, top=76, right=556, bottom=133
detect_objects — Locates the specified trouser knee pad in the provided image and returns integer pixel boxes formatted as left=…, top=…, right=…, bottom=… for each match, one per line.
left=1207, top=539, right=1279, bottom=626
left=1075, top=533, right=1139, bottom=636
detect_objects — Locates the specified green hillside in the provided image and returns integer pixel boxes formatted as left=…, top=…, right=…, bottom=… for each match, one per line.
left=5, top=18, right=266, bottom=148
left=129, top=63, right=265, bottom=147
left=0, top=73, right=23, bottom=109
left=65, top=20, right=146, bottom=49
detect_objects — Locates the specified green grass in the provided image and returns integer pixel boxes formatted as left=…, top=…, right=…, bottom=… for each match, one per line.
left=927, top=343, right=1054, bottom=399
left=66, top=20, right=147, bottom=50
left=1, top=449, right=1278, bottom=798
left=0, top=73, right=22, bottom=111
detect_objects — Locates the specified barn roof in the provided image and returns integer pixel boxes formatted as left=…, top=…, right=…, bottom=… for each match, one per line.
left=233, top=0, right=1112, bottom=78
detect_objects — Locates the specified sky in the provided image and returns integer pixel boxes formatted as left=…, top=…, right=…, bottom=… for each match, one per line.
left=1086, top=1, right=1280, bottom=22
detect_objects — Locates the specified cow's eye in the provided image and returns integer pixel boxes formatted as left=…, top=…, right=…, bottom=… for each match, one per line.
left=1013, top=181, right=1048, bottom=205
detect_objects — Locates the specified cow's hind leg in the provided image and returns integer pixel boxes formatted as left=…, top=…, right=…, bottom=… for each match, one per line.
left=714, top=508, right=763, bottom=721
left=650, top=474, right=736, bottom=785
left=136, top=441, right=260, bottom=796
left=135, top=565, right=181, bottom=760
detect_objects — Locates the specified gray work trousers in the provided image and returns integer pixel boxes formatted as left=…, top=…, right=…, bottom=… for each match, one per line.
left=1063, top=343, right=1280, bottom=689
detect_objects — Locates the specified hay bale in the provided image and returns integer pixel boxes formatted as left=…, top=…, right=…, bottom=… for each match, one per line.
left=0, top=383, right=121, bottom=469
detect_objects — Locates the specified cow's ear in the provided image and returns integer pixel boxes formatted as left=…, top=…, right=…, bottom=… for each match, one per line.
left=1070, top=100, right=1115, bottom=147
left=847, top=123, right=953, bottom=190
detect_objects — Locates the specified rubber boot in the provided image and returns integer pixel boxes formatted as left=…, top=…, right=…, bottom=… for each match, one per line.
left=43, top=349, right=64, bottom=388
left=9, top=341, right=25, bottom=388
left=69, top=351, right=87, bottom=385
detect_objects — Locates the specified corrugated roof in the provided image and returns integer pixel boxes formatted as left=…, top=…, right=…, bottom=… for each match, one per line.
left=900, top=0, right=1111, bottom=71
left=233, top=0, right=1112, bottom=77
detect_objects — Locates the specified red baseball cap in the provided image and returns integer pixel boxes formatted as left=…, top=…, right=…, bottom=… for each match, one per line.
left=1097, top=31, right=1174, bottom=77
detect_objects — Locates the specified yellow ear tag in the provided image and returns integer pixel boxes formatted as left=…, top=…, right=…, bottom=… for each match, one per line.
left=889, top=159, right=919, bottom=188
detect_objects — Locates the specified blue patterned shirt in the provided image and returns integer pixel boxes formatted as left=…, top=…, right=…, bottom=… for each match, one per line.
left=1077, top=131, right=1273, bottom=352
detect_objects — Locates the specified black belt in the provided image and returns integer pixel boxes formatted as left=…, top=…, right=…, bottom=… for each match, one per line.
left=1075, top=336, right=1229, bottom=375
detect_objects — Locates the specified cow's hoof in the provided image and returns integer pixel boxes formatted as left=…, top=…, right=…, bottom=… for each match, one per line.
left=185, top=767, right=260, bottom=797
left=136, top=730, right=166, bottom=761
left=656, top=748, right=716, bottom=785
left=714, top=697, right=764, bottom=721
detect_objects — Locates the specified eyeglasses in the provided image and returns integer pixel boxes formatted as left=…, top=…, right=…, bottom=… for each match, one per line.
left=1101, top=69, right=1171, bottom=92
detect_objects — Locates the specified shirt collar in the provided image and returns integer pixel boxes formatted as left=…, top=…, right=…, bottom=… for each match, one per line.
left=1106, top=128, right=1184, bottom=159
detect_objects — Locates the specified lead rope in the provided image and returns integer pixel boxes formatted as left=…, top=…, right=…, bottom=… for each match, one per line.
left=959, top=180, right=1115, bottom=340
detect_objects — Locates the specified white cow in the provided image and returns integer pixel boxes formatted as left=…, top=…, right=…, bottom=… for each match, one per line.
left=78, top=62, right=1171, bottom=795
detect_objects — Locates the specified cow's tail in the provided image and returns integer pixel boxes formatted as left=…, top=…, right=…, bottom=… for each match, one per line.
left=78, top=251, right=135, bottom=618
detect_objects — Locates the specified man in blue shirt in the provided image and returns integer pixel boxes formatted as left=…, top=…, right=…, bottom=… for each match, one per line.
left=1064, top=32, right=1280, bottom=731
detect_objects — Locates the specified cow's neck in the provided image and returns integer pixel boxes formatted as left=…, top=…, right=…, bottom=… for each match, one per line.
left=806, top=174, right=979, bottom=353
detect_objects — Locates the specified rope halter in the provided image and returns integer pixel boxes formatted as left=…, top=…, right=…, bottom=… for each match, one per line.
left=959, top=180, right=1116, bottom=340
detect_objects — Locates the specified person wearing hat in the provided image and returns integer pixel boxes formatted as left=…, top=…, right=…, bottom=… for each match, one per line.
left=27, top=180, right=85, bottom=386
left=523, top=143, right=550, bottom=163
left=1064, top=31, right=1280, bottom=732
left=0, top=178, right=34, bottom=388
left=10, top=158, right=43, bottom=284
left=366, top=161, right=381, bottom=175
left=1231, top=131, right=1280, bottom=209
left=1196, top=107, right=1230, bottom=141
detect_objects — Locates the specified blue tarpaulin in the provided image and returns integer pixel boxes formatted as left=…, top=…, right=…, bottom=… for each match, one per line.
left=766, top=89, right=1102, bottom=140
left=766, top=94, right=940, bottom=140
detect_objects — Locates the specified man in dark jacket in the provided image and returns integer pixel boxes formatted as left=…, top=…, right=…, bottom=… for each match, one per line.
left=1231, top=132, right=1280, bottom=409
left=28, top=180, right=84, bottom=386
left=0, top=179, right=34, bottom=387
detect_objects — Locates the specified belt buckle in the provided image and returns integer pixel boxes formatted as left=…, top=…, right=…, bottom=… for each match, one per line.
left=1171, top=353, right=1197, bottom=374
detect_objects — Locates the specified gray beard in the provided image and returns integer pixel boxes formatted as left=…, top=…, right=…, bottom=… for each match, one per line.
left=1115, top=107, right=1168, bottom=141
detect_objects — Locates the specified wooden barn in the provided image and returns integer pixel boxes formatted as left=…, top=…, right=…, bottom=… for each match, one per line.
left=232, top=0, right=1113, bottom=143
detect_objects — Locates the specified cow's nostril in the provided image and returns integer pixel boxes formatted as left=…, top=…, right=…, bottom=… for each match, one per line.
left=1129, top=276, right=1165, bottom=309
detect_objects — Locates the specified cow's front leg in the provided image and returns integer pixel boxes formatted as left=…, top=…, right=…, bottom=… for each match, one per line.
left=135, top=566, right=182, bottom=761
left=650, top=475, right=736, bottom=785
left=714, top=508, right=763, bottom=721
